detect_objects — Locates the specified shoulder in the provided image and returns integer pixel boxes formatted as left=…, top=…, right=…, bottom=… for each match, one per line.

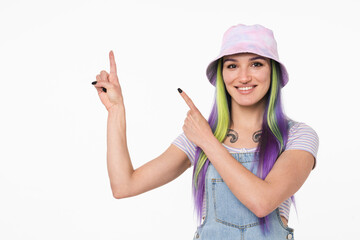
left=172, top=132, right=197, bottom=149
left=287, top=119, right=319, bottom=142
left=285, top=119, right=320, bottom=168
left=171, top=132, right=198, bottom=165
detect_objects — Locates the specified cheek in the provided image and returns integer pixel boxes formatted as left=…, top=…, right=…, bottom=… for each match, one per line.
left=222, top=72, right=233, bottom=93
left=256, top=70, right=271, bottom=83
left=262, top=76, right=271, bottom=93
left=222, top=70, right=234, bottom=85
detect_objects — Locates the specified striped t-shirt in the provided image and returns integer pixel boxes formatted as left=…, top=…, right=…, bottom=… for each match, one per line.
left=171, top=120, right=319, bottom=221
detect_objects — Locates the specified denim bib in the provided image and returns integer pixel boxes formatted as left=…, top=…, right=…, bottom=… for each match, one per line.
left=193, top=120, right=296, bottom=239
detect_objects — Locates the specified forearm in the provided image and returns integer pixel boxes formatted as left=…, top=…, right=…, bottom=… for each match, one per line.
left=200, top=137, right=272, bottom=217
left=107, top=105, right=134, bottom=198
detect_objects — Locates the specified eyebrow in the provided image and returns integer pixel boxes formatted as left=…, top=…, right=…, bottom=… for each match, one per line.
left=223, top=56, right=268, bottom=63
left=223, top=58, right=237, bottom=63
left=249, top=56, right=267, bottom=61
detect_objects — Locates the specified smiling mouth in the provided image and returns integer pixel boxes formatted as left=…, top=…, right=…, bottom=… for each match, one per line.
left=234, top=85, right=257, bottom=94
left=235, top=85, right=256, bottom=90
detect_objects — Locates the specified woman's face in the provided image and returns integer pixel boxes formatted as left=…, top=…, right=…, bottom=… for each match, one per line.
left=222, top=53, right=271, bottom=107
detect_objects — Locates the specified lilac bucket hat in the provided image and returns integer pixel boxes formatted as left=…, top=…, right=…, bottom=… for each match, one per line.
left=206, top=24, right=289, bottom=87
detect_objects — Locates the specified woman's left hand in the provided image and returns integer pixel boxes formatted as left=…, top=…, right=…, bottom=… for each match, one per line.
left=178, top=89, right=214, bottom=148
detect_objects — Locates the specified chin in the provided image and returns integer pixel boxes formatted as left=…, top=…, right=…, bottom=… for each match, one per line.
left=237, top=102, right=259, bottom=107
left=232, top=97, right=264, bottom=107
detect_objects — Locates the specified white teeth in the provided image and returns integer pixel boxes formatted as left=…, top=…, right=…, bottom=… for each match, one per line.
left=237, top=86, right=254, bottom=90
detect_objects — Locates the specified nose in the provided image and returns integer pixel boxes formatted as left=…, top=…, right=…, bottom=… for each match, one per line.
left=237, top=68, right=251, bottom=84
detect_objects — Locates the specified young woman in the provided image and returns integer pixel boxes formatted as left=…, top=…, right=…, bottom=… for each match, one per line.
left=92, top=24, right=319, bottom=239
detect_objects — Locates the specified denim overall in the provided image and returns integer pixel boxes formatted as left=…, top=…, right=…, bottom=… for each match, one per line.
left=193, top=121, right=296, bottom=240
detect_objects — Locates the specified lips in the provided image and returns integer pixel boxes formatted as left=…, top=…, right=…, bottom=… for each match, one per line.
left=235, top=85, right=257, bottom=89
left=235, top=85, right=256, bottom=94
left=236, top=86, right=254, bottom=90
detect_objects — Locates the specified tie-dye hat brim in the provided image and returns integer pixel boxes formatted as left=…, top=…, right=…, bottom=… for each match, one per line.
left=206, top=24, right=289, bottom=88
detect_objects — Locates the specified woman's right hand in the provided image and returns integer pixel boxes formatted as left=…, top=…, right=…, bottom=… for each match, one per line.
left=93, top=51, right=124, bottom=111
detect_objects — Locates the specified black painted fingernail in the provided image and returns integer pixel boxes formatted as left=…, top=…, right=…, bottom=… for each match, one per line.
left=92, top=81, right=97, bottom=85
left=102, top=87, right=107, bottom=93
left=177, top=88, right=182, bottom=93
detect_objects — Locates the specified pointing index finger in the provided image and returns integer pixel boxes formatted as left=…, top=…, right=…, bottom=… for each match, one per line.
left=179, top=89, right=198, bottom=111
left=109, top=50, right=117, bottom=74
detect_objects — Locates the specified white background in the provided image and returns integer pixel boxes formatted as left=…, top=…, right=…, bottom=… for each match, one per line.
left=0, top=0, right=359, bottom=239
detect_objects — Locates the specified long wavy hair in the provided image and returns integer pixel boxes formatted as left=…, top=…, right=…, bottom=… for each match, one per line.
left=192, top=58, right=294, bottom=234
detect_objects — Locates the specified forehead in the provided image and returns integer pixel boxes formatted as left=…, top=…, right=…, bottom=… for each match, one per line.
left=223, top=52, right=270, bottom=62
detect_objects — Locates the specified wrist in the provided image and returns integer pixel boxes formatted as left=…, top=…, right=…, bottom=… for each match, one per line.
left=107, top=104, right=125, bottom=114
left=107, top=104, right=126, bottom=127
left=199, top=134, right=219, bottom=150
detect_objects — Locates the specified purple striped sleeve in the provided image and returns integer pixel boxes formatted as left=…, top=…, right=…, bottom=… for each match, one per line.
left=171, top=132, right=197, bottom=166
left=278, top=198, right=291, bottom=221
left=285, top=122, right=319, bottom=169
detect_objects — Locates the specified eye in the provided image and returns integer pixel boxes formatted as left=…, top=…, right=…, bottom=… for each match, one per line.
left=226, top=64, right=237, bottom=69
left=252, top=62, right=263, bottom=67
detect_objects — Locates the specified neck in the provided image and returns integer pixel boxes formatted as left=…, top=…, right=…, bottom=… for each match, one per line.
left=230, top=98, right=266, bottom=131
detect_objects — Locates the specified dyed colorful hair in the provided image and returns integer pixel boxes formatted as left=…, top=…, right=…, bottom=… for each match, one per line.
left=192, top=59, right=294, bottom=235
